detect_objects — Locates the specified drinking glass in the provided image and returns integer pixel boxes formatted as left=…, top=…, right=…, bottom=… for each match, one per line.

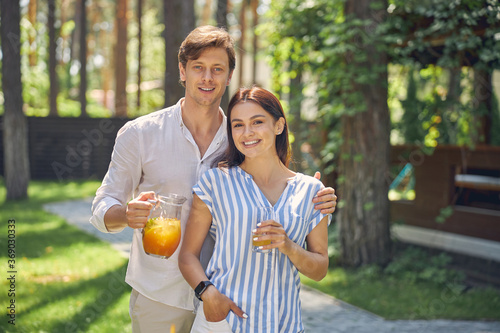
left=252, top=207, right=274, bottom=253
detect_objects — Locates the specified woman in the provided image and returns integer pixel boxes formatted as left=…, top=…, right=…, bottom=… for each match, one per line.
left=179, top=87, right=331, bottom=333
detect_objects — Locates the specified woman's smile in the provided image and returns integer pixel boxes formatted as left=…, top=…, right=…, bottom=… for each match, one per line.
left=243, top=139, right=261, bottom=147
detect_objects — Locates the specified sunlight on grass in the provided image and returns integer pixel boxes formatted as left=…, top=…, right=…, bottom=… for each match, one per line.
left=320, top=268, right=348, bottom=285
left=0, top=180, right=131, bottom=332
left=27, top=179, right=101, bottom=204
left=0, top=179, right=101, bottom=205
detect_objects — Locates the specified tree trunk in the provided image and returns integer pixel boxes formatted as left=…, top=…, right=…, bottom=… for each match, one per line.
left=250, top=0, right=258, bottom=84
left=216, top=0, right=228, bottom=28
left=59, top=0, right=70, bottom=68
left=238, top=0, right=247, bottom=87
left=1, top=0, right=30, bottom=200
left=289, top=72, right=304, bottom=171
left=48, top=0, right=58, bottom=116
left=446, top=67, right=462, bottom=144
left=137, top=0, right=143, bottom=109
left=473, top=68, right=492, bottom=145
left=338, top=0, right=391, bottom=267
left=216, top=0, right=230, bottom=111
left=101, top=14, right=111, bottom=110
left=79, top=0, right=88, bottom=117
left=115, top=0, right=128, bottom=117
left=182, top=0, right=195, bottom=37
left=28, top=0, right=37, bottom=66
left=163, top=0, right=195, bottom=108
left=102, top=32, right=112, bottom=109
left=202, top=0, right=213, bottom=25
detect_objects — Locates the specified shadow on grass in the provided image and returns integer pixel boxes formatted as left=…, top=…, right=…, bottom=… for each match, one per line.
left=20, top=261, right=131, bottom=332
left=0, top=200, right=102, bottom=258
left=17, top=224, right=103, bottom=259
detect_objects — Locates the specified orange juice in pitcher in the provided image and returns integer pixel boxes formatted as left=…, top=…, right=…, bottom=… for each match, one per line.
left=142, top=194, right=186, bottom=259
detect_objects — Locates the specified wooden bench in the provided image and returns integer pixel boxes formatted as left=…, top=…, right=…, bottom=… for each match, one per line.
left=455, top=174, right=500, bottom=192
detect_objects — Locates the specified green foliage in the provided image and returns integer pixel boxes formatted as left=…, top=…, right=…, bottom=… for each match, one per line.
left=388, top=0, right=500, bottom=70
left=491, top=92, right=500, bottom=145
left=394, top=64, right=500, bottom=147
left=24, top=95, right=113, bottom=118
left=2, top=4, right=168, bottom=119
left=262, top=0, right=500, bottom=176
left=131, top=8, right=166, bottom=83
left=263, top=0, right=392, bottom=116
left=327, top=223, right=339, bottom=266
left=386, top=0, right=500, bottom=147
left=435, top=205, right=454, bottom=223
left=398, top=69, right=427, bottom=142
left=22, top=65, right=50, bottom=113
left=127, top=8, right=166, bottom=117
left=328, top=220, right=465, bottom=287
left=262, top=0, right=385, bottom=173
left=384, top=246, right=465, bottom=285
left=398, top=66, right=459, bottom=146
left=128, top=88, right=166, bottom=118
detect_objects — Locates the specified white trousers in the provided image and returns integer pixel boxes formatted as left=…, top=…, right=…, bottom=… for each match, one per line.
left=129, top=289, right=196, bottom=333
left=191, top=304, right=233, bottom=333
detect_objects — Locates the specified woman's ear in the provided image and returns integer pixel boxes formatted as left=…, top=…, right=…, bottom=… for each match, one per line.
left=276, top=117, right=285, bottom=135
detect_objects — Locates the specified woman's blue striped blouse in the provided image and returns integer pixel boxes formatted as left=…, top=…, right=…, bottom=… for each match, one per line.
left=193, top=166, right=330, bottom=333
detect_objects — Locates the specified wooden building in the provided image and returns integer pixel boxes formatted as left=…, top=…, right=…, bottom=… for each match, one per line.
left=390, top=145, right=500, bottom=263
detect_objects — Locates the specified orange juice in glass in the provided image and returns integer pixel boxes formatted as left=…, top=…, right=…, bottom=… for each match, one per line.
left=252, top=207, right=273, bottom=253
left=142, top=193, right=186, bottom=259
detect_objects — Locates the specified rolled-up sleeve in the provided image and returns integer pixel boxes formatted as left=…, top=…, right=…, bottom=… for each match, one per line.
left=90, top=121, right=142, bottom=233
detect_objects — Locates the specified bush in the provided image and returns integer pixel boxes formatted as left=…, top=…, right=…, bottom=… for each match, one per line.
left=384, top=246, right=465, bottom=285
left=24, top=95, right=113, bottom=118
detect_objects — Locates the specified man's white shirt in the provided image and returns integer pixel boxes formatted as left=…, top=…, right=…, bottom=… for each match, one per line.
left=90, top=98, right=228, bottom=310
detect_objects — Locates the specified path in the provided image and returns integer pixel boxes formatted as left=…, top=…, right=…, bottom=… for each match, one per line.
left=44, top=199, right=500, bottom=333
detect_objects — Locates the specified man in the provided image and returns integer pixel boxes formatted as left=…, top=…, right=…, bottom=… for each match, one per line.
left=90, top=25, right=336, bottom=333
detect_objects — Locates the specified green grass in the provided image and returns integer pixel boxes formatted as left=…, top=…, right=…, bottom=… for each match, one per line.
left=302, top=266, right=500, bottom=320
left=0, top=180, right=132, bottom=333
left=1, top=180, right=499, bottom=332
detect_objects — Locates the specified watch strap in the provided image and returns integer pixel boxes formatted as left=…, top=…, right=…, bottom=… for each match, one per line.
left=194, top=280, right=213, bottom=301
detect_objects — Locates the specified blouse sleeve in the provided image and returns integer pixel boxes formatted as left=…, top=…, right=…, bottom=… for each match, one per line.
left=306, top=181, right=332, bottom=234
left=192, top=168, right=216, bottom=215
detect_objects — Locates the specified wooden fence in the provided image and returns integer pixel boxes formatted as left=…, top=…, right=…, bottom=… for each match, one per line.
left=0, top=116, right=129, bottom=180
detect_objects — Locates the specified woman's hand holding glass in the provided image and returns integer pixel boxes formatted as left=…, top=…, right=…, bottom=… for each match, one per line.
left=252, top=218, right=295, bottom=256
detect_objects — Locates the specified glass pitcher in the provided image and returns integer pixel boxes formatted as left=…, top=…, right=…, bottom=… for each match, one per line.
left=142, top=193, right=186, bottom=259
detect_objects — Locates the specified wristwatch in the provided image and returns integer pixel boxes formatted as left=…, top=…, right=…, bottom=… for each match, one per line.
left=194, top=280, right=213, bottom=301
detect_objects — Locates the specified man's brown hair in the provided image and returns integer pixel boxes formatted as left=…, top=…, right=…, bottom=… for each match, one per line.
left=178, top=26, right=236, bottom=87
